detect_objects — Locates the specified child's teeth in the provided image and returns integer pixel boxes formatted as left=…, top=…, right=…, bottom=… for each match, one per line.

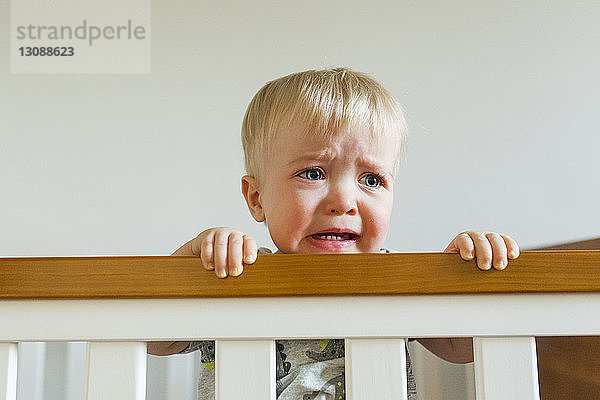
left=312, top=233, right=355, bottom=241
left=323, top=234, right=343, bottom=240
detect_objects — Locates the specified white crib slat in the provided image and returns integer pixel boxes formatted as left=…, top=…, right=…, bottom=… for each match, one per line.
left=16, top=342, right=46, bottom=400
left=65, top=342, right=87, bottom=400
left=474, top=336, right=540, bottom=400
left=346, top=338, right=407, bottom=400
left=215, top=340, right=275, bottom=400
left=85, top=342, right=147, bottom=400
left=0, top=343, right=17, bottom=400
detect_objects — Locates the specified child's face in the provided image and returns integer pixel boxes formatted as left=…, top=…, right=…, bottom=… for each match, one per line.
left=244, top=123, right=397, bottom=254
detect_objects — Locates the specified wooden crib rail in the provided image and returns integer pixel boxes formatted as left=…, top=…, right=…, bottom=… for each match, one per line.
left=1, top=251, right=599, bottom=299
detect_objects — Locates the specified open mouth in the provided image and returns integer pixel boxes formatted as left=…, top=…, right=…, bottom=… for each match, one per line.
left=310, top=232, right=358, bottom=241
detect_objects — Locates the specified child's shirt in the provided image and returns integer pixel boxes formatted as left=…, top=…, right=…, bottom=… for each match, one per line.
left=181, top=247, right=417, bottom=400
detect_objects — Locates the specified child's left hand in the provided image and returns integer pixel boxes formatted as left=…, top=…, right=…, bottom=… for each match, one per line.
left=444, top=231, right=519, bottom=270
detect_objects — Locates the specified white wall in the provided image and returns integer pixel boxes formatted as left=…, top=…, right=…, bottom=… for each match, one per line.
left=2, top=0, right=599, bottom=399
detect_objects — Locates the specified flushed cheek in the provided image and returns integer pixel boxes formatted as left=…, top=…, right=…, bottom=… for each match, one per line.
left=288, top=191, right=320, bottom=220
left=267, top=194, right=318, bottom=250
left=363, top=205, right=392, bottom=249
left=361, top=220, right=388, bottom=251
left=374, top=219, right=390, bottom=241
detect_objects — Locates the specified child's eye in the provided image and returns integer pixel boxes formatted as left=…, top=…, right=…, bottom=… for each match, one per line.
left=297, top=168, right=324, bottom=180
left=359, top=173, right=382, bottom=188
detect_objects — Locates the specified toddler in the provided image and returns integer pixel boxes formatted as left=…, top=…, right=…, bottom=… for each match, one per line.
left=148, top=68, right=519, bottom=400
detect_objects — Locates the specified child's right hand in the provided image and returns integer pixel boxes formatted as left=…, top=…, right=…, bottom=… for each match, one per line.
left=172, top=227, right=258, bottom=278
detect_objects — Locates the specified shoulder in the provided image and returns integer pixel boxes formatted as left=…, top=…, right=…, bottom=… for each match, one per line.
left=258, top=247, right=273, bottom=254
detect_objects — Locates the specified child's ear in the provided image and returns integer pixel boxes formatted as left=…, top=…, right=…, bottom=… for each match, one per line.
left=241, top=175, right=265, bottom=222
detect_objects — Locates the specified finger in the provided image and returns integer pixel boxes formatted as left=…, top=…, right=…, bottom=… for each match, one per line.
left=228, top=232, right=244, bottom=277
left=200, top=231, right=215, bottom=270
left=502, top=234, right=520, bottom=259
left=213, top=230, right=230, bottom=278
left=454, top=232, right=475, bottom=260
left=468, top=231, right=492, bottom=270
left=485, top=232, right=508, bottom=270
left=189, top=233, right=203, bottom=257
left=243, top=235, right=258, bottom=264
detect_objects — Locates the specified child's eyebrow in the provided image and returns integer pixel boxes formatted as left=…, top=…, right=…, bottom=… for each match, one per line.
left=285, top=150, right=335, bottom=166
left=357, top=156, right=392, bottom=174
left=285, top=152, right=393, bottom=174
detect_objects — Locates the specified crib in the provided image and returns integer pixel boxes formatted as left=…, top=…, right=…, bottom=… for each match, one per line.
left=1, top=251, right=599, bottom=400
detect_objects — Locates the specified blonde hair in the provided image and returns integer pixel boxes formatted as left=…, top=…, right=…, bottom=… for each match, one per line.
left=241, top=67, right=407, bottom=181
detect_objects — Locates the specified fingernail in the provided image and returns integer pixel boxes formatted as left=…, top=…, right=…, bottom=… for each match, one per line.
left=217, top=270, right=227, bottom=278
left=479, top=262, right=491, bottom=270
left=231, top=266, right=242, bottom=276
left=496, top=260, right=506, bottom=270
left=245, top=255, right=256, bottom=263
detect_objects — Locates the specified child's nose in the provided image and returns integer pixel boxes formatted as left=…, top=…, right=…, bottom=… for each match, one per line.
left=329, top=204, right=357, bottom=216
left=325, top=190, right=357, bottom=216
left=324, top=177, right=359, bottom=216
